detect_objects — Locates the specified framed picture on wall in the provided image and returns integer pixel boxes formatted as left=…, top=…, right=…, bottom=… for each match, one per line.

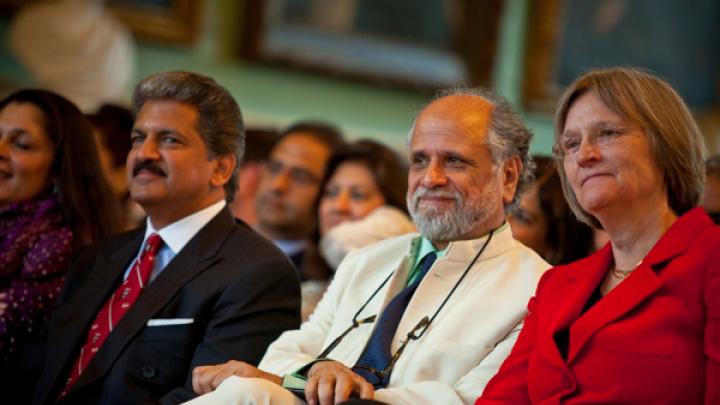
left=523, top=0, right=720, bottom=113
left=107, top=0, right=202, bottom=44
left=239, top=0, right=503, bottom=91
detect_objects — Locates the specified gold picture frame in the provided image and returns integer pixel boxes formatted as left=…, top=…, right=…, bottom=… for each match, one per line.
left=108, top=0, right=202, bottom=45
left=239, top=0, right=503, bottom=91
left=523, top=0, right=720, bottom=114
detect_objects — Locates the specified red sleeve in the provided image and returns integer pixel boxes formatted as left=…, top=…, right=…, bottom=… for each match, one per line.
left=704, top=228, right=720, bottom=404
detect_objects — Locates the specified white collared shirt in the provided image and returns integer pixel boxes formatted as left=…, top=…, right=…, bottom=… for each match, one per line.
left=123, top=200, right=227, bottom=282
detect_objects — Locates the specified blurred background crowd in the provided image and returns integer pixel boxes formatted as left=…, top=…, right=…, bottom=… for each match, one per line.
left=0, top=1, right=719, bottom=403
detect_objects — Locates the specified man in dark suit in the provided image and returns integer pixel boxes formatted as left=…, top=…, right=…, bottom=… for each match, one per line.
left=32, top=71, right=301, bottom=405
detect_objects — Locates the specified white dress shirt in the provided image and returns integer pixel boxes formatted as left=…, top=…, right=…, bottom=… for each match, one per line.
left=123, top=200, right=226, bottom=282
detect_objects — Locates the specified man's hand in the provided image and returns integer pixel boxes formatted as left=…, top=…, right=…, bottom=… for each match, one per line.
left=305, top=361, right=374, bottom=405
left=191, top=360, right=282, bottom=395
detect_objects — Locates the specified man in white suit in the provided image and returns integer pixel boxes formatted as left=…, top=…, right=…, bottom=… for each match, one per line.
left=186, top=88, right=551, bottom=405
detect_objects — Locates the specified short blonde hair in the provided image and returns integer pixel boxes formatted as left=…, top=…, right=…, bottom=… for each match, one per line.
left=553, top=67, right=705, bottom=228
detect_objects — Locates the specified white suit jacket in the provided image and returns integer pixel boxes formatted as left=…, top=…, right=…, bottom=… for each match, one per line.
left=260, top=226, right=550, bottom=404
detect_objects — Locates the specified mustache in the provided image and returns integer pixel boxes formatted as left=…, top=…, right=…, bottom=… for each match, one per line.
left=412, top=187, right=458, bottom=200
left=409, top=187, right=461, bottom=212
left=132, top=160, right=166, bottom=177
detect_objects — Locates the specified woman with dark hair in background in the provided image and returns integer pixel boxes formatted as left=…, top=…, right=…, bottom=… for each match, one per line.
left=701, top=154, right=720, bottom=224
left=317, top=139, right=414, bottom=269
left=88, top=103, right=145, bottom=230
left=0, top=90, right=121, bottom=380
left=509, top=155, right=594, bottom=265
left=301, top=139, right=414, bottom=320
left=478, top=68, right=719, bottom=404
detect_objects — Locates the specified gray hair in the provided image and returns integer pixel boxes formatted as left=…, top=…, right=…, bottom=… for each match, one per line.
left=408, top=87, right=534, bottom=212
left=132, top=71, right=244, bottom=201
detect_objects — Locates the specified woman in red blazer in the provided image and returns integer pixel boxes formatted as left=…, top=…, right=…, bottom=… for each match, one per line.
left=477, top=67, right=720, bottom=404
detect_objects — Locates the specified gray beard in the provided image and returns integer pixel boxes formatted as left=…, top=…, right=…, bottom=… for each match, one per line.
left=408, top=183, right=497, bottom=242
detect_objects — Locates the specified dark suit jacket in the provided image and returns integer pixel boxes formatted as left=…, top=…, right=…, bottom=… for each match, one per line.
left=477, top=207, right=720, bottom=404
left=289, top=241, right=332, bottom=282
left=33, top=207, right=301, bottom=405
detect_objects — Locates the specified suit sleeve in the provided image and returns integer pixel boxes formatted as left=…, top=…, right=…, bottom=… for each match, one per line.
left=474, top=268, right=559, bottom=405
left=705, top=229, right=720, bottom=404
left=160, top=251, right=302, bottom=404
left=257, top=248, right=359, bottom=375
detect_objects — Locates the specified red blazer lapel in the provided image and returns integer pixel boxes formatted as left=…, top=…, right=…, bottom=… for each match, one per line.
left=567, top=207, right=713, bottom=364
left=567, top=263, right=662, bottom=363
left=539, top=246, right=612, bottom=368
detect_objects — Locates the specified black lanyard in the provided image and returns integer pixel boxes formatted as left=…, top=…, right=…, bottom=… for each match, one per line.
left=317, top=228, right=496, bottom=359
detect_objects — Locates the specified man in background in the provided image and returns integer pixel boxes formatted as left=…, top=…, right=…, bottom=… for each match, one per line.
left=229, top=127, right=279, bottom=226
left=254, top=121, right=344, bottom=280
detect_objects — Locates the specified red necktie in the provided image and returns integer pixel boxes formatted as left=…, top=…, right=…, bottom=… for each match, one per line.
left=60, top=233, right=163, bottom=398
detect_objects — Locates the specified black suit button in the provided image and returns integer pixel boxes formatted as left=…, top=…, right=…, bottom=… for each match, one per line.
left=141, top=365, right=156, bottom=379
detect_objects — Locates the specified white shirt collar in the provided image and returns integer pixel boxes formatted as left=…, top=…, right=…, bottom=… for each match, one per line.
left=143, top=200, right=226, bottom=254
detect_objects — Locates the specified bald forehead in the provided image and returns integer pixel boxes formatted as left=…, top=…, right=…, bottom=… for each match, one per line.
left=413, top=94, right=495, bottom=143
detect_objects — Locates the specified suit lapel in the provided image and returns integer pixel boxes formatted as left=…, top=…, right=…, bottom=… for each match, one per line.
left=566, top=208, right=712, bottom=363
left=397, top=251, right=468, bottom=340
left=44, top=229, right=143, bottom=401
left=71, top=208, right=236, bottom=391
left=375, top=237, right=418, bottom=310
left=567, top=262, right=661, bottom=363
left=539, top=246, right=611, bottom=369
left=398, top=230, right=501, bottom=344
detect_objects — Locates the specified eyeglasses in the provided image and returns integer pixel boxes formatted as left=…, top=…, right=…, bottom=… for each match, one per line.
left=352, top=317, right=430, bottom=387
left=554, top=123, right=636, bottom=159
left=317, top=314, right=377, bottom=359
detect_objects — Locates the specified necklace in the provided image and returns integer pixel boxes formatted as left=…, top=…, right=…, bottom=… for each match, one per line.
left=610, top=260, right=642, bottom=280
